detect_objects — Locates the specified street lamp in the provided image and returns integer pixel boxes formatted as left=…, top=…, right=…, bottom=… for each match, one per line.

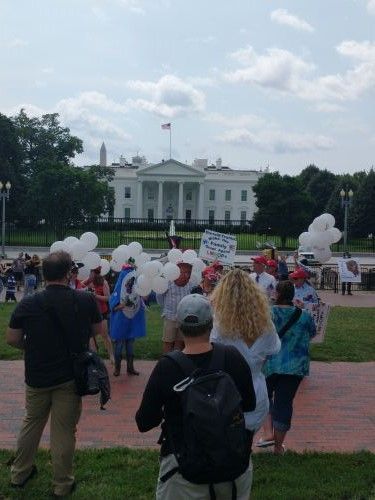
left=0, top=181, right=11, bottom=258
left=340, top=188, right=353, bottom=257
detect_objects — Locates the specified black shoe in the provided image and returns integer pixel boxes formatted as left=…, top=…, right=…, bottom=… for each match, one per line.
left=113, top=359, right=121, bottom=377
left=52, top=481, right=76, bottom=497
left=11, top=465, right=38, bottom=488
left=348, top=292, right=353, bottom=295
left=126, top=355, right=139, bottom=376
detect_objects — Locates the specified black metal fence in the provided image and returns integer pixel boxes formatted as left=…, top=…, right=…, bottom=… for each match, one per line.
left=4, top=217, right=375, bottom=253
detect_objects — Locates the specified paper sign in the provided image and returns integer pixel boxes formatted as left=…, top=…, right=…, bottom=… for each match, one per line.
left=306, top=302, right=330, bottom=344
left=198, top=229, right=237, bottom=266
left=337, top=259, right=361, bottom=283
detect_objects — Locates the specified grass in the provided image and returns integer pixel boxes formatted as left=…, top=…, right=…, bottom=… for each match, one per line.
left=0, top=449, right=374, bottom=499
left=1, top=303, right=375, bottom=362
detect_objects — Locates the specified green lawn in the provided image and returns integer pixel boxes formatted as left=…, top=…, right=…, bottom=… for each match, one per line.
left=0, top=449, right=373, bottom=499
left=1, top=303, right=374, bottom=363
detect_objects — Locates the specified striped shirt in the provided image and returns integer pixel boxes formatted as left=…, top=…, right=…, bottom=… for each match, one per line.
left=156, top=281, right=193, bottom=320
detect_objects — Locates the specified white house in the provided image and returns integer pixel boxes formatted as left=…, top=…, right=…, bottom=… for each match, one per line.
left=101, top=145, right=264, bottom=222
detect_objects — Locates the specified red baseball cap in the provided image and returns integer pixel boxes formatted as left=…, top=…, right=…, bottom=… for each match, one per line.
left=290, top=269, right=308, bottom=280
left=251, top=255, right=268, bottom=266
left=266, top=259, right=278, bottom=268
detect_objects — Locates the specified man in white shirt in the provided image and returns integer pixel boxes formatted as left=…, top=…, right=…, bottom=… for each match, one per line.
left=250, top=255, right=277, bottom=301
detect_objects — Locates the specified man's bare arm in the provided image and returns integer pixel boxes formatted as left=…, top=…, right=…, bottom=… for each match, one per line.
left=6, top=327, right=25, bottom=350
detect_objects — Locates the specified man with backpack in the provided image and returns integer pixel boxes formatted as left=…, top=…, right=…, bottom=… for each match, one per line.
left=136, top=294, right=256, bottom=500
left=6, top=251, right=102, bottom=497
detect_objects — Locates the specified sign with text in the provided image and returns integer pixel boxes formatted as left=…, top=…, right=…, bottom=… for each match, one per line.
left=306, top=302, right=330, bottom=344
left=198, top=229, right=237, bottom=266
left=337, top=258, right=362, bottom=283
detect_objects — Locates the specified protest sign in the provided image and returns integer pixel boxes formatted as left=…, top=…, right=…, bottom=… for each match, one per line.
left=337, top=258, right=361, bottom=283
left=306, top=302, right=330, bottom=344
left=198, top=229, right=237, bottom=266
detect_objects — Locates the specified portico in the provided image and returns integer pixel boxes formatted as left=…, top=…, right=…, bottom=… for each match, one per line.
left=136, top=160, right=205, bottom=220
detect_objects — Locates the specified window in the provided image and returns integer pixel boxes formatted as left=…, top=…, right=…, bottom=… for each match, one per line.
left=147, top=209, right=154, bottom=221
left=124, top=207, right=131, bottom=220
left=148, top=189, right=154, bottom=200
left=225, top=189, right=231, bottom=201
left=124, top=186, right=131, bottom=199
left=209, top=189, right=215, bottom=201
left=241, top=211, right=247, bottom=223
left=185, top=209, right=192, bottom=222
left=209, top=210, right=215, bottom=224
left=241, top=190, right=247, bottom=202
left=186, top=191, right=192, bottom=201
left=225, top=210, right=231, bottom=224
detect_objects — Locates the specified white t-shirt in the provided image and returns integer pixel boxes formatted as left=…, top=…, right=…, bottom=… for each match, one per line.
left=211, top=323, right=281, bottom=432
left=250, top=271, right=277, bottom=300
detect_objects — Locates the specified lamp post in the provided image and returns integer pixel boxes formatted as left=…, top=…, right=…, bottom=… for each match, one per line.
left=0, top=181, right=11, bottom=258
left=340, top=188, right=353, bottom=257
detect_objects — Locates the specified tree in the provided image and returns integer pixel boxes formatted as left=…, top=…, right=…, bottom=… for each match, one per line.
left=252, top=172, right=313, bottom=247
left=304, top=169, right=337, bottom=218
left=12, top=110, right=83, bottom=175
left=24, top=162, right=114, bottom=227
left=0, top=113, right=27, bottom=217
left=298, top=164, right=320, bottom=186
left=350, top=169, right=375, bottom=237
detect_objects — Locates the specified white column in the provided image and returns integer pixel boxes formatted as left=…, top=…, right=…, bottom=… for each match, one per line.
left=198, top=182, right=204, bottom=220
left=136, top=181, right=143, bottom=218
left=157, top=181, right=163, bottom=219
left=178, top=182, right=184, bottom=220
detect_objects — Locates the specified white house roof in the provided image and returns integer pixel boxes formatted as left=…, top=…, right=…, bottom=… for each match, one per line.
left=136, top=159, right=205, bottom=178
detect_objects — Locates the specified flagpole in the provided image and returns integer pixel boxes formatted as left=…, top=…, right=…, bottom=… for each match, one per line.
left=169, top=125, right=172, bottom=159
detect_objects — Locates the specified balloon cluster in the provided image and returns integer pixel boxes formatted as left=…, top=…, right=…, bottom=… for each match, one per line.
left=298, top=213, right=342, bottom=263
left=167, top=248, right=206, bottom=287
left=50, top=232, right=110, bottom=279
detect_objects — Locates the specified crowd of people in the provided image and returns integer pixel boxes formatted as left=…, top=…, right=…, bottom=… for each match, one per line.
left=5, top=247, right=321, bottom=498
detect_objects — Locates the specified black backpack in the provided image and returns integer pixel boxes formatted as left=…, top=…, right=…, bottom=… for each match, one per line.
left=161, top=343, right=250, bottom=498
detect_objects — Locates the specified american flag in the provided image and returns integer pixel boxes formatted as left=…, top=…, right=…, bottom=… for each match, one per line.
left=161, top=123, right=171, bottom=130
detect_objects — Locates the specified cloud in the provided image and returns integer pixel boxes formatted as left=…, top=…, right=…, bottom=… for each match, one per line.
left=126, top=74, right=206, bottom=117
left=314, top=102, right=345, bottom=113
left=92, top=0, right=145, bottom=15
left=270, top=9, right=314, bottom=33
left=367, top=0, right=375, bottom=15
left=8, top=37, right=28, bottom=48
left=204, top=112, right=266, bottom=128
left=225, top=42, right=375, bottom=103
left=217, top=128, right=334, bottom=154
left=185, top=35, right=216, bottom=44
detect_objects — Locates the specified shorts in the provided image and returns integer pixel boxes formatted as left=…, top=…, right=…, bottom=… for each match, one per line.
left=266, top=374, right=303, bottom=432
left=162, top=319, right=183, bottom=343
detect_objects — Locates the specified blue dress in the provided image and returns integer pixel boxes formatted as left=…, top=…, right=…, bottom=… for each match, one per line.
left=109, top=267, right=146, bottom=341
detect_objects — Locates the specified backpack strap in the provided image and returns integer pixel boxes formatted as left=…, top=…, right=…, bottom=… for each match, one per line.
left=209, top=342, right=226, bottom=371
left=164, top=350, right=197, bottom=377
left=277, top=307, right=302, bottom=339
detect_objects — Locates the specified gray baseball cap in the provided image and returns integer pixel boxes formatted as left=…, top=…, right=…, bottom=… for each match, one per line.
left=176, top=294, right=213, bottom=327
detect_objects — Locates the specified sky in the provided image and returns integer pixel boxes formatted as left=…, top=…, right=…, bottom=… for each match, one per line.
left=1, top=0, right=374, bottom=174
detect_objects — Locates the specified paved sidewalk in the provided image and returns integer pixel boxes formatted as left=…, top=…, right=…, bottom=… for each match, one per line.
left=318, top=290, right=375, bottom=307
left=1, top=360, right=374, bottom=453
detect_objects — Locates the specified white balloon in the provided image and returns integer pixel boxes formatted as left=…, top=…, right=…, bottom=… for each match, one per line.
left=142, top=260, right=163, bottom=278
left=135, top=282, right=152, bottom=297
left=80, top=232, right=99, bottom=251
left=327, top=227, right=342, bottom=244
left=136, top=274, right=152, bottom=295
left=112, top=245, right=130, bottom=264
left=314, top=247, right=332, bottom=263
left=100, top=259, right=111, bottom=276
left=50, top=241, right=69, bottom=253
left=163, top=262, right=181, bottom=281
left=168, top=248, right=183, bottom=264
left=83, top=251, right=101, bottom=270
left=152, top=276, right=169, bottom=294
left=78, top=265, right=90, bottom=280
left=182, top=249, right=197, bottom=264
left=189, top=272, right=202, bottom=286
left=191, top=258, right=206, bottom=272
left=134, top=252, right=151, bottom=268
left=299, top=232, right=312, bottom=247
left=311, top=231, right=332, bottom=248
left=128, top=241, right=143, bottom=258
left=110, top=259, right=122, bottom=273
left=64, top=236, right=79, bottom=246
left=311, top=217, right=327, bottom=232
left=70, top=240, right=89, bottom=261
left=321, top=213, right=335, bottom=229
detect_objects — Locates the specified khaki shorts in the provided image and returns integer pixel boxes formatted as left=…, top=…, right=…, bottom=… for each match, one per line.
left=163, top=319, right=184, bottom=343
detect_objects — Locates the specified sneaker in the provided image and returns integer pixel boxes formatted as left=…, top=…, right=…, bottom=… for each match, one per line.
left=11, top=465, right=38, bottom=488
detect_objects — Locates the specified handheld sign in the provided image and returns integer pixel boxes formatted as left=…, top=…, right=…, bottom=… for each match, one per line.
left=198, top=229, right=237, bottom=266
left=337, top=258, right=361, bottom=283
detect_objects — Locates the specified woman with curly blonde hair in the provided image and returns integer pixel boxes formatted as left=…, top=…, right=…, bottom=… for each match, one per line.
left=211, top=268, right=280, bottom=433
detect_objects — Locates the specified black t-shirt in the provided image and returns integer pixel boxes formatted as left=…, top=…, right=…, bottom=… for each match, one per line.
left=135, top=344, right=256, bottom=455
left=9, top=285, right=102, bottom=388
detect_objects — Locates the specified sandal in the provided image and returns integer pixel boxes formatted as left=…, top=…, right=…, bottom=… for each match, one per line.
left=256, top=439, right=275, bottom=448
left=274, top=445, right=286, bottom=455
